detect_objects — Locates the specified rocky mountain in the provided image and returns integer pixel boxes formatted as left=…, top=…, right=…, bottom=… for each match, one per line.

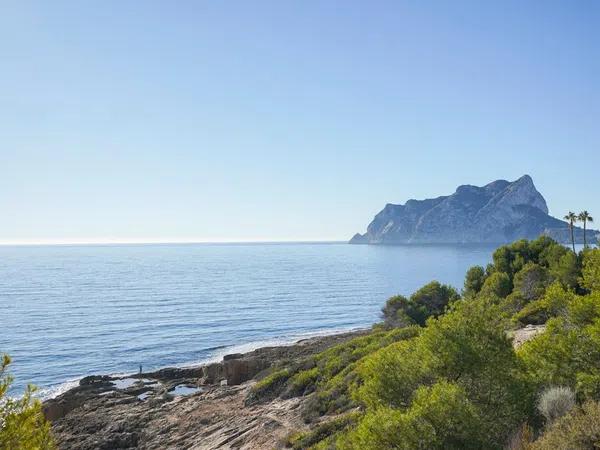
left=350, top=175, right=598, bottom=245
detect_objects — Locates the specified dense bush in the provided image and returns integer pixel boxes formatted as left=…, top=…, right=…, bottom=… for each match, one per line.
left=463, top=265, right=486, bottom=297
left=338, top=381, right=486, bottom=450
left=0, top=354, right=55, bottom=450
left=381, top=281, right=459, bottom=327
left=480, top=271, right=513, bottom=299
left=380, top=295, right=414, bottom=328
left=354, top=298, right=534, bottom=448
left=247, top=326, right=420, bottom=418
left=582, top=248, right=600, bottom=292
left=513, top=263, right=551, bottom=302
left=529, top=401, right=600, bottom=449
left=518, top=291, right=600, bottom=394
left=489, top=237, right=581, bottom=292
left=537, top=386, right=576, bottom=424
left=246, top=368, right=292, bottom=404
left=514, top=282, right=574, bottom=325
left=286, top=412, right=359, bottom=450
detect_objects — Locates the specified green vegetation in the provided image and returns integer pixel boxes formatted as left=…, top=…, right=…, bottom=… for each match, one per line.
left=286, top=413, right=360, bottom=450
left=528, top=400, right=600, bottom=449
left=381, top=281, right=459, bottom=327
left=255, top=236, right=600, bottom=449
left=338, top=381, right=487, bottom=450
left=248, top=326, right=420, bottom=421
left=0, top=354, right=55, bottom=450
left=351, top=298, right=533, bottom=448
left=536, top=386, right=575, bottom=424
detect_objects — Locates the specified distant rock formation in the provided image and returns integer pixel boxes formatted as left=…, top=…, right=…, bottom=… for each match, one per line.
left=350, top=175, right=598, bottom=245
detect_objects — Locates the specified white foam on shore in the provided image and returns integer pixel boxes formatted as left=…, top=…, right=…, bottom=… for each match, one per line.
left=38, top=326, right=365, bottom=401
left=180, top=326, right=366, bottom=368
left=37, top=371, right=136, bottom=401
left=37, top=379, right=81, bottom=401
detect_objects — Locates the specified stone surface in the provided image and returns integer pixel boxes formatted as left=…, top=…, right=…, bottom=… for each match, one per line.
left=511, top=324, right=546, bottom=348
left=45, top=330, right=367, bottom=449
left=46, top=326, right=539, bottom=449
left=350, top=175, right=599, bottom=244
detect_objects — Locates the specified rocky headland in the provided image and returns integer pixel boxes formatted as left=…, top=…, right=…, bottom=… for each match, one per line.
left=44, top=331, right=367, bottom=450
left=43, top=325, right=546, bottom=449
left=350, top=175, right=599, bottom=245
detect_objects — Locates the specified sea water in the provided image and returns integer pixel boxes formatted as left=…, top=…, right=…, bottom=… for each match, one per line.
left=0, top=242, right=495, bottom=397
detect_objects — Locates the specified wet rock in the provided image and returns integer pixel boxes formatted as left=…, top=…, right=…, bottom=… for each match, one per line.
left=80, top=375, right=112, bottom=386
left=47, top=330, right=365, bottom=449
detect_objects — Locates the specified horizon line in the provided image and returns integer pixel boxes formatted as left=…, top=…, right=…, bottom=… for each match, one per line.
left=0, top=238, right=348, bottom=247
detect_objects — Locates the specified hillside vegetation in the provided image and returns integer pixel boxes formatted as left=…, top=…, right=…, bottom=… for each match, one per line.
left=249, top=236, right=600, bottom=449
left=0, top=355, right=55, bottom=449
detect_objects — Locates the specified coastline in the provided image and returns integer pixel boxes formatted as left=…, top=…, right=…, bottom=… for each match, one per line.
left=38, top=326, right=368, bottom=402
left=44, top=328, right=369, bottom=449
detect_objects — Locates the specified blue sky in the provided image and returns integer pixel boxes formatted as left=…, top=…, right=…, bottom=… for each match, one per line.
left=1, top=1, right=598, bottom=243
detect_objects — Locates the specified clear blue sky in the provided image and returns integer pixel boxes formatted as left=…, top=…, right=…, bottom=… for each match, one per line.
left=1, top=1, right=598, bottom=243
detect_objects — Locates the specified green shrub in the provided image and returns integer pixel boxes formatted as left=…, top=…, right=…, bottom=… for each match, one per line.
left=298, top=326, right=420, bottom=420
left=518, top=295, right=600, bottom=390
left=488, top=236, right=582, bottom=291
left=576, top=373, right=600, bottom=401
left=280, top=239, right=598, bottom=448
left=286, top=412, right=359, bottom=449
left=480, top=272, right=513, bottom=299
left=567, top=292, right=600, bottom=326
left=381, top=295, right=414, bottom=328
left=549, top=251, right=580, bottom=290
left=537, top=386, right=576, bottom=424
left=355, top=339, right=429, bottom=410
left=492, top=237, right=552, bottom=278
left=0, top=354, right=55, bottom=450
left=582, top=248, right=600, bottom=292
left=246, top=326, right=421, bottom=424
left=514, top=282, right=573, bottom=325
left=381, top=281, right=459, bottom=327
left=354, top=298, right=534, bottom=446
left=246, top=368, right=292, bottom=404
left=529, top=401, right=600, bottom=449
left=513, top=263, right=551, bottom=302
left=464, top=265, right=486, bottom=297
left=286, top=367, right=319, bottom=397
left=338, top=381, right=486, bottom=450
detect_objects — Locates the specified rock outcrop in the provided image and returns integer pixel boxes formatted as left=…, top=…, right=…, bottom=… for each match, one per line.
left=45, top=331, right=366, bottom=449
left=350, top=175, right=598, bottom=245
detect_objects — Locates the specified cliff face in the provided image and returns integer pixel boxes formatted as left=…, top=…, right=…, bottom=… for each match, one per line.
left=351, top=175, right=598, bottom=245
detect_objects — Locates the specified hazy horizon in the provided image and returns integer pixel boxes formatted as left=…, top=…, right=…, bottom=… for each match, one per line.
left=2, top=1, right=598, bottom=244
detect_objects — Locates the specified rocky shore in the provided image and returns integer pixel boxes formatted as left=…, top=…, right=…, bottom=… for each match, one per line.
left=44, top=330, right=367, bottom=450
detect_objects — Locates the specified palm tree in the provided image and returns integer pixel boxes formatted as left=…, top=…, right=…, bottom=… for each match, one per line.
left=578, top=211, right=594, bottom=248
left=564, top=211, right=577, bottom=253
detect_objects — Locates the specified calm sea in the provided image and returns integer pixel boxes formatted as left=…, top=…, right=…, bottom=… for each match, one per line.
left=0, top=242, right=495, bottom=397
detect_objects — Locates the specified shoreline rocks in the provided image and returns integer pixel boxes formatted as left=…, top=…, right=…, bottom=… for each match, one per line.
left=44, top=329, right=367, bottom=449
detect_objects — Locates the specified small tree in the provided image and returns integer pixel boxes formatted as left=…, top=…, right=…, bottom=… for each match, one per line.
left=0, top=354, right=55, bottom=449
left=464, top=265, right=486, bottom=297
left=381, top=282, right=459, bottom=328
left=480, top=271, right=512, bottom=299
left=381, top=295, right=414, bottom=328
left=582, top=248, right=600, bottom=292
